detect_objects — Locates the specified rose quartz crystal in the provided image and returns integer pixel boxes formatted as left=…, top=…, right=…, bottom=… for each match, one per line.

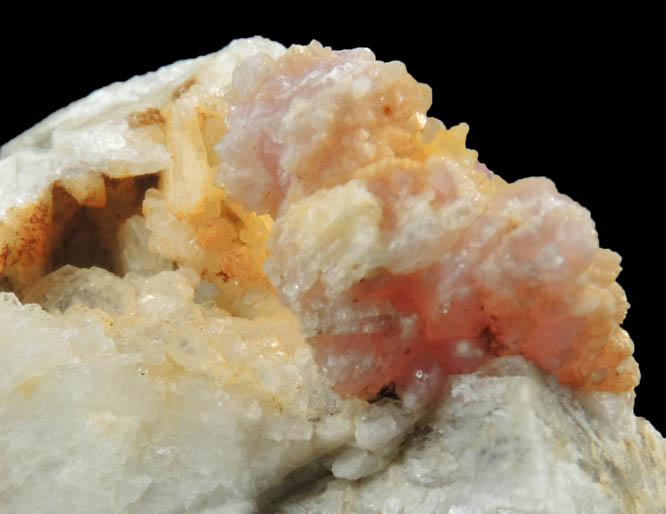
left=215, top=42, right=638, bottom=404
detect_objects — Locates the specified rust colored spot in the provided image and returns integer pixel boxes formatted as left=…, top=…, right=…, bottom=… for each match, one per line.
left=10, top=203, right=50, bottom=268
left=0, top=244, right=9, bottom=272
left=128, top=108, right=165, bottom=128
left=216, top=270, right=230, bottom=282
left=216, top=246, right=272, bottom=289
left=172, top=77, right=197, bottom=100
left=383, top=105, right=393, bottom=116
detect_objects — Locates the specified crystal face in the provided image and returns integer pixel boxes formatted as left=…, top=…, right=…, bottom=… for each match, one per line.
left=0, top=38, right=662, bottom=513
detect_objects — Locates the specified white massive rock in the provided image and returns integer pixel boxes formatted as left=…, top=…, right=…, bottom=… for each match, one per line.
left=273, top=357, right=666, bottom=513
left=0, top=37, right=664, bottom=514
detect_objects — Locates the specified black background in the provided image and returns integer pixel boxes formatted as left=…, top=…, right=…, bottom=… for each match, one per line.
left=1, top=14, right=660, bottom=432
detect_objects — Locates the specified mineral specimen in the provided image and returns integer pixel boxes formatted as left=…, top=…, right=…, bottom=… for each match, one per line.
left=0, top=37, right=663, bottom=513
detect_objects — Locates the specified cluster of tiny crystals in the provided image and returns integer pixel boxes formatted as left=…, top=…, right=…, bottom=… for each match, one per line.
left=214, top=41, right=637, bottom=402
left=0, top=40, right=638, bottom=407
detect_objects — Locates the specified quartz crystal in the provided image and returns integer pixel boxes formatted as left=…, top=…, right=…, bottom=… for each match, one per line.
left=0, top=37, right=663, bottom=513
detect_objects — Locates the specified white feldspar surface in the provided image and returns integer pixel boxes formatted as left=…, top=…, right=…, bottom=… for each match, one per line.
left=273, top=357, right=666, bottom=514
left=0, top=37, right=664, bottom=514
left=0, top=267, right=364, bottom=513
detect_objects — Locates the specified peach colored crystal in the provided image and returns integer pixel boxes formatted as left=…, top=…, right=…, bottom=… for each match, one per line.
left=215, top=42, right=638, bottom=403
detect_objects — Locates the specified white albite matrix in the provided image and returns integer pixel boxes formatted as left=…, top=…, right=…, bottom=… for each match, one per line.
left=275, top=358, right=666, bottom=514
left=0, top=267, right=373, bottom=513
left=0, top=37, right=664, bottom=513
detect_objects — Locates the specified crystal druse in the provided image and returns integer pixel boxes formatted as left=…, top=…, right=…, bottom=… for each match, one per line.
left=0, top=37, right=664, bottom=513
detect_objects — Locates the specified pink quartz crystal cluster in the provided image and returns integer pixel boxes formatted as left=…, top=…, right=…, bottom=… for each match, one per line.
left=0, top=40, right=639, bottom=409
left=215, top=42, right=638, bottom=404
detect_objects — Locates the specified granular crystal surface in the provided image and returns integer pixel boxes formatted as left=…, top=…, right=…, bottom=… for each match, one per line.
left=0, top=37, right=662, bottom=514
left=214, top=41, right=637, bottom=402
